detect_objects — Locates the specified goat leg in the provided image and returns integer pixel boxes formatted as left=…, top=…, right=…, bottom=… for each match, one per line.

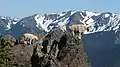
left=72, top=31, right=75, bottom=36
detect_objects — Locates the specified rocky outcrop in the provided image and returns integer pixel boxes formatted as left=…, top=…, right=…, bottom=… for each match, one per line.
left=6, top=28, right=90, bottom=67
left=31, top=29, right=91, bottom=67
left=10, top=44, right=33, bottom=66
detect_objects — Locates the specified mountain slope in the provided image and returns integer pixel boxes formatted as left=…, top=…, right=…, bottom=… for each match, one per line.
left=0, top=16, right=19, bottom=35
left=7, top=15, right=46, bottom=38
left=33, top=10, right=120, bottom=34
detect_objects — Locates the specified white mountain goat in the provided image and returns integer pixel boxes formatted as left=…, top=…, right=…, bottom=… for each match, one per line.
left=69, top=24, right=91, bottom=39
left=22, top=33, right=39, bottom=45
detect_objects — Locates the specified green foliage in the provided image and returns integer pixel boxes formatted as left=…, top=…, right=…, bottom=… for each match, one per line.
left=0, top=35, right=18, bottom=67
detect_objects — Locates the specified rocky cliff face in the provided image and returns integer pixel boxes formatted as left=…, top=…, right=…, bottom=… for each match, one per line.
left=7, top=29, right=90, bottom=67
left=31, top=29, right=90, bottom=67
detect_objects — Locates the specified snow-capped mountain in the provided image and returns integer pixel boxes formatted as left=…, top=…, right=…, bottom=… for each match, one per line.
left=33, top=10, right=120, bottom=34
left=0, top=16, right=20, bottom=35
left=1, top=10, right=120, bottom=37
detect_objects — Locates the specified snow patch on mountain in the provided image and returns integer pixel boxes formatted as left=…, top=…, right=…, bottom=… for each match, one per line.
left=0, top=16, right=20, bottom=31
left=6, top=23, right=11, bottom=30
left=34, top=12, right=70, bottom=32
left=34, top=14, right=53, bottom=32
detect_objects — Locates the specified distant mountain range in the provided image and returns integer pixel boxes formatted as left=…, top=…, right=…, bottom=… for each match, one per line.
left=1, top=10, right=120, bottom=67
left=0, top=10, right=120, bottom=37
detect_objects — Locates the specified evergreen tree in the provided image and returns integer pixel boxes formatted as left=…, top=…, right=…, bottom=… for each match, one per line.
left=0, top=35, right=18, bottom=67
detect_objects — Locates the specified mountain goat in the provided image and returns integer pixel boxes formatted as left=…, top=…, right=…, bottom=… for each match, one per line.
left=69, top=24, right=91, bottom=39
left=22, top=33, right=39, bottom=45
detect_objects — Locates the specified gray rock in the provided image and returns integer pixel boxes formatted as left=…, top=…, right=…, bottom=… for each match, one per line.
left=31, top=29, right=91, bottom=67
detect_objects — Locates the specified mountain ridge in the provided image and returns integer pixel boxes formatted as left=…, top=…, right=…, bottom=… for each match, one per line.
left=1, top=10, right=120, bottom=37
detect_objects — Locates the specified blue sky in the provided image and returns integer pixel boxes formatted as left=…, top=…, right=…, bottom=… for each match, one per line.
left=0, top=0, right=120, bottom=18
